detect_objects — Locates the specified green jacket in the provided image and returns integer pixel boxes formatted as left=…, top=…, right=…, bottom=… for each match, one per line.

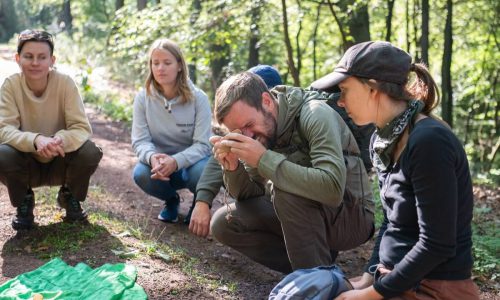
left=223, top=86, right=372, bottom=209
left=195, top=155, right=223, bottom=207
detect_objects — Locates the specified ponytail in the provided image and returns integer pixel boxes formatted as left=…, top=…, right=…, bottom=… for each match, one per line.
left=408, top=63, right=440, bottom=115
left=359, top=62, right=440, bottom=116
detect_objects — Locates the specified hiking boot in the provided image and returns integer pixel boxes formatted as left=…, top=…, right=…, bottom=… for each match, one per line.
left=57, top=186, right=70, bottom=209
left=12, top=189, right=35, bottom=230
left=158, top=193, right=180, bottom=223
left=58, top=186, right=88, bottom=222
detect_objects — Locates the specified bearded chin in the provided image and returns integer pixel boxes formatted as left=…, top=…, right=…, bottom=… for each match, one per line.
left=262, top=112, right=278, bottom=149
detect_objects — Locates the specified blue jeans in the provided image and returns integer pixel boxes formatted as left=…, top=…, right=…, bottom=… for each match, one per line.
left=132, top=157, right=209, bottom=202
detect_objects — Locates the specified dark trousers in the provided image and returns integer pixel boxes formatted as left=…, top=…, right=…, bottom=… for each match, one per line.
left=210, top=188, right=374, bottom=273
left=0, top=141, right=102, bottom=206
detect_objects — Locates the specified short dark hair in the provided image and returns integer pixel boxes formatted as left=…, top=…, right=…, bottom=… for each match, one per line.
left=214, top=72, right=270, bottom=124
left=17, top=29, right=54, bottom=55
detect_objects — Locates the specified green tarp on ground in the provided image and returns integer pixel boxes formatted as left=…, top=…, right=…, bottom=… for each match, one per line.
left=0, top=258, right=147, bottom=299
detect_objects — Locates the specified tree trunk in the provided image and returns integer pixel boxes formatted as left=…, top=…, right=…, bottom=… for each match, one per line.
left=494, top=74, right=499, bottom=134
left=421, top=0, right=429, bottom=65
left=335, top=0, right=371, bottom=47
left=327, top=0, right=348, bottom=50
left=441, top=0, right=453, bottom=127
left=413, top=0, right=420, bottom=61
left=59, top=0, right=73, bottom=35
left=312, top=4, right=321, bottom=80
left=210, top=43, right=230, bottom=90
left=115, top=0, right=124, bottom=11
left=324, top=0, right=371, bottom=52
left=209, top=3, right=230, bottom=90
left=188, top=0, right=202, bottom=83
left=406, top=0, right=410, bottom=51
left=247, top=0, right=262, bottom=69
left=385, top=0, right=396, bottom=41
left=281, top=0, right=300, bottom=86
left=295, top=0, right=303, bottom=76
left=137, top=0, right=147, bottom=10
left=0, top=0, right=19, bottom=42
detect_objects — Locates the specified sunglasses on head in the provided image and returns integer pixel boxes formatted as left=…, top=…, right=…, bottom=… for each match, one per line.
left=18, top=30, right=53, bottom=43
left=17, top=29, right=55, bottom=54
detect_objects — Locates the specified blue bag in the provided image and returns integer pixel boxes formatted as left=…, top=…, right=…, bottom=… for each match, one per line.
left=269, top=265, right=352, bottom=300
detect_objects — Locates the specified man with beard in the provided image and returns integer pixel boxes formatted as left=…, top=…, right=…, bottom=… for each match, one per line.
left=189, top=64, right=282, bottom=232
left=209, top=72, right=374, bottom=273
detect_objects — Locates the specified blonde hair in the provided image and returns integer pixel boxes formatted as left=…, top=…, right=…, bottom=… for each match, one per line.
left=145, top=38, right=192, bottom=104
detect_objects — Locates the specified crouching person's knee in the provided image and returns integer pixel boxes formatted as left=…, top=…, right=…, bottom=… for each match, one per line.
left=132, top=163, right=152, bottom=189
left=210, top=207, right=234, bottom=244
left=272, top=189, right=291, bottom=216
left=273, top=188, right=318, bottom=219
left=74, top=140, right=103, bottom=166
left=210, top=207, right=228, bottom=242
left=0, top=144, right=26, bottom=173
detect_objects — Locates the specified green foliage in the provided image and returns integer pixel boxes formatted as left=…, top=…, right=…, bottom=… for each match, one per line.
left=4, top=0, right=497, bottom=181
left=70, top=0, right=114, bottom=38
left=82, top=89, right=133, bottom=124
left=472, top=232, right=499, bottom=281
left=0, top=0, right=20, bottom=42
left=107, top=2, right=198, bottom=82
left=452, top=0, right=499, bottom=185
left=106, top=1, right=280, bottom=91
left=472, top=206, right=500, bottom=281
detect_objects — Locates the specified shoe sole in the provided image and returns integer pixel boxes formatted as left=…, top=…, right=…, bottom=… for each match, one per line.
left=157, top=214, right=178, bottom=223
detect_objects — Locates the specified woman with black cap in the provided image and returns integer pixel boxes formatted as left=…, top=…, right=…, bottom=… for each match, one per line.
left=311, top=41, right=479, bottom=300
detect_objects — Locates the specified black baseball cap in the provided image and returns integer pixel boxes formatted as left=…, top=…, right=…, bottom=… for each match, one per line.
left=311, top=41, right=412, bottom=90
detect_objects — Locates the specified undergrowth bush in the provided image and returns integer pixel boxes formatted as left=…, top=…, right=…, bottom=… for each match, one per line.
left=82, top=89, right=133, bottom=124
left=471, top=206, right=499, bottom=282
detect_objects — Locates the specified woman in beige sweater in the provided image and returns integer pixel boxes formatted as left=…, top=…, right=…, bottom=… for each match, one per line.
left=0, top=30, right=102, bottom=230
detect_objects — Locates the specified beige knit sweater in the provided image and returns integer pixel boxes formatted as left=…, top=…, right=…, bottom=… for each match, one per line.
left=0, top=69, right=91, bottom=162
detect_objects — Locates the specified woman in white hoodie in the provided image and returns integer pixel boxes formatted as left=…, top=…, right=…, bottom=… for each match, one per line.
left=131, top=38, right=211, bottom=224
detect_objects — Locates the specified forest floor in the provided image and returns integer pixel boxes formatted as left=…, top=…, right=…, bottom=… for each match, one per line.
left=0, top=49, right=498, bottom=299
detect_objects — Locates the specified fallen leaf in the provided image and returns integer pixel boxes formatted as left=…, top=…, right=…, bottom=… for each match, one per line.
left=155, top=250, right=172, bottom=263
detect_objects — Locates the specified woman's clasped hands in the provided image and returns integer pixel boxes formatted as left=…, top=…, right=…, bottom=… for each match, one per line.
left=150, top=153, right=177, bottom=180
